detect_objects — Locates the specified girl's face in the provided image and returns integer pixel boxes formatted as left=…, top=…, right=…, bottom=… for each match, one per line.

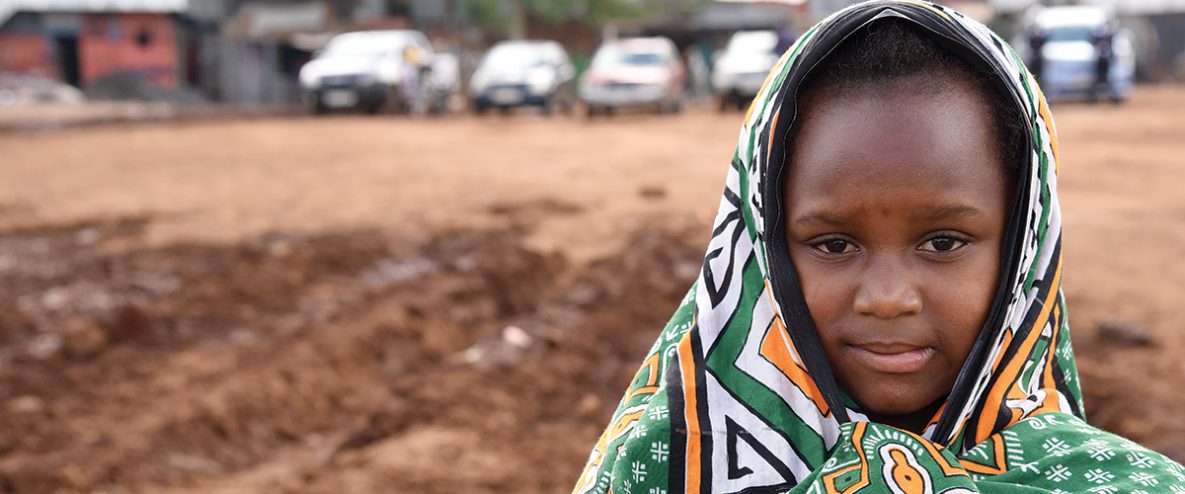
left=785, top=84, right=1011, bottom=431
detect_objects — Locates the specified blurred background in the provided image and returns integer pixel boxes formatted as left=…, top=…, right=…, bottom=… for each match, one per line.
left=0, top=0, right=1183, bottom=492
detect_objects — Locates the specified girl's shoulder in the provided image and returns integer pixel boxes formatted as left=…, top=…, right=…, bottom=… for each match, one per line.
left=978, top=411, right=1185, bottom=492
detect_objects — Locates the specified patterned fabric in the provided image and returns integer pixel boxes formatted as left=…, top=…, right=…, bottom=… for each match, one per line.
left=572, top=1, right=1185, bottom=493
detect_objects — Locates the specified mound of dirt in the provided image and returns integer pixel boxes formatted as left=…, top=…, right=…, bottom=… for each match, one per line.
left=0, top=217, right=702, bottom=493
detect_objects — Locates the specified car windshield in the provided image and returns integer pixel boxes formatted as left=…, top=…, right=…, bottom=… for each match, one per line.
left=1044, top=25, right=1096, bottom=43
left=481, top=44, right=552, bottom=70
left=726, top=31, right=778, bottom=54
left=591, top=45, right=666, bottom=68
left=322, top=33, right=407, bottom=57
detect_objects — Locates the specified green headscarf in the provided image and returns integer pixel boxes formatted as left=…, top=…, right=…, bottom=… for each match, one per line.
left=572, top=1, right=1185, bottom=493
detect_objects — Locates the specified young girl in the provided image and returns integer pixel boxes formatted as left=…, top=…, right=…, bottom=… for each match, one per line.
left=573, top=1, right=1185, bottom=493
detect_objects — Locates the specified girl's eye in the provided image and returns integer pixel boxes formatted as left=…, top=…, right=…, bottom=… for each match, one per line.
left=813, top=239, right=857, bottom=255
left=920, top=236, right=967, bottom=253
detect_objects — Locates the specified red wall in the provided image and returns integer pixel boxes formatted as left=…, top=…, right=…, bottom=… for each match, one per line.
left=80, top=13, right=178, bottom=87
left=0, top=13, right=179, bottom=87
left=0, top=35, right=55, bottom=77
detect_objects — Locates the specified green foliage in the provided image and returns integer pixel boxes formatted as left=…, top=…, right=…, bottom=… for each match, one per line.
left=459, top=0, right=509, bottom=27
left=459, top=0, right=706, bottom=29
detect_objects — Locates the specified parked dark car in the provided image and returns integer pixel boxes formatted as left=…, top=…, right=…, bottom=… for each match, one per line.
left=469, top=40, right=577, bottom=115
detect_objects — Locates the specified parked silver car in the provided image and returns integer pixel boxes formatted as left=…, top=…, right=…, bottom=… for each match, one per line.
left=579, top=37, right=685, bottom=117
left=469, top=40, right=576, bottom=115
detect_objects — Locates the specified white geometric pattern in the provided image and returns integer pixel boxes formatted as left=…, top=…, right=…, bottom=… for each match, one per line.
left=1045, top=464, right=1072, bottom=482
left=1085, top=468, right=1115, bottom=484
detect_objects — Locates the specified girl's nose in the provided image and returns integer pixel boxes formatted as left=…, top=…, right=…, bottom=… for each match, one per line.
left=852, top=255, right=923, bottom=319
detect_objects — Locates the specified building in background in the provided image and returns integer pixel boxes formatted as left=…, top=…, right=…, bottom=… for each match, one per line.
left=1072, top=0, right=1185, bottom=81
left=217, top=1, right=334, bottom=104
left=207, top=0, right=462, bottom=104
left=0, top=0, right=190, bottom=89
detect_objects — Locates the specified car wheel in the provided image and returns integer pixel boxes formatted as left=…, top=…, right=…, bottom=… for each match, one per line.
left=304, top=93, right=327, bottom=116
left=560, top=94, right=575, bottom=116
left=377, top=84, right=403, bottom=114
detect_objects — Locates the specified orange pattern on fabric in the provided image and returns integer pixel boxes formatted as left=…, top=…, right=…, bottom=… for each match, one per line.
left=572, top=427, right=609, bottom=494
left=627, top=352, right=662, bottom=400
left=976, top=259, right=1063, bottom=444
left=958, top=435, right=1009, bottom=475
left=679, top=335, right=702, bottom=493
left=572, top=408, right=646, bottom=494
left=1034, top=82, right=1061, bottom=173
left=1033, top=303, right=1064, bottom=415
left=887, top=448, right=928, bottom=490
left=899, top=428, right=970, bottom=478
left=760, top=314, right=832, bottom=416
left=766, top=108, right=782, bottom=155
left=823, top=422, right=872, bottom=494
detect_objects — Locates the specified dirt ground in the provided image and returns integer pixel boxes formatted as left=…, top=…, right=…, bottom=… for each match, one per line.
left=1, top=87, right=1183, bottom=493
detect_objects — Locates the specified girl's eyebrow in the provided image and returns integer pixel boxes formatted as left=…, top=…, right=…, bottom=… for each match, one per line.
left=914, top=204, right=985, bottom=221
left=793, top=211, right=849, bottom=227
left=792, top=204, right=984, bottom=227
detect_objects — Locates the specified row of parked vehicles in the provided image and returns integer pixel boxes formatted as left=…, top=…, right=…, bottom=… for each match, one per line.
left=298, top=4, right=1137, bottom=117
left=469, top=37, right=690, bottom=117
left=297, top=28, right=785, bottom=117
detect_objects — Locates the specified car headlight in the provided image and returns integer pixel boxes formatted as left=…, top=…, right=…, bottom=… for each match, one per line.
left=578, top=80, right=598, bottom=97
left=711, top=69, right=734, bottom=89
left=299, top=66, right=321, bottom=89
left=527, top=69, right=553, bottom=94
left=469, top=71, right=488, bottom=95
left=377, top=63, right=402, bottom=85
left=580, top=73, right=606, bottom=93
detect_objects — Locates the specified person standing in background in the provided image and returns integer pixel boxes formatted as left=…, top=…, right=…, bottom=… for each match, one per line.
left=1091, top=21, right=1115, bottom=102
left=684, top=45, right=710, bottom=101
left=1027, top=26, right=1046, bottom=86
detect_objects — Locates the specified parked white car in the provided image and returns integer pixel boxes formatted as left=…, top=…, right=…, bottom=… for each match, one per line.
left=298, top=29, right=457, bottom=114
left=711, top=30, right=780, bottom=111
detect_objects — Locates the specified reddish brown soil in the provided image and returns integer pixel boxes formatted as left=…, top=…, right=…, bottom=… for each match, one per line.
left=0, top=88, right=1183, bottom=493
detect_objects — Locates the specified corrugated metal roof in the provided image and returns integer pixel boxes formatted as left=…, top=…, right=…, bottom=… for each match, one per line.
left=691, top=2, right=798, bottom=30
left=0, top=0, right=189, bottom=26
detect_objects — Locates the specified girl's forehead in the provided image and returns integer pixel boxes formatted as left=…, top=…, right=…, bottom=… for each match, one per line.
left=782, top=88, right=1012, bottom=230
left=789, top=90, right=1002, bottom=187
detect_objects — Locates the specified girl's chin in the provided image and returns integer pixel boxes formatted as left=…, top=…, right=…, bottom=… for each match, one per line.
left=854, top=390, right=948, bottom=425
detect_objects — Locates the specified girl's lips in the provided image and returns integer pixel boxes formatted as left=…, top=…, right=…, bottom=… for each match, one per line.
left=847, top=344, right=935, bottom=374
